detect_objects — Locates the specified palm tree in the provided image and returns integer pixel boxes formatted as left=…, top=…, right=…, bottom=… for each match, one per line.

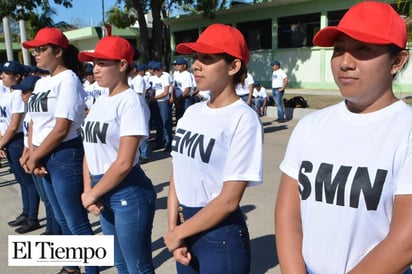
left=26, top=6, right=73, bottom=39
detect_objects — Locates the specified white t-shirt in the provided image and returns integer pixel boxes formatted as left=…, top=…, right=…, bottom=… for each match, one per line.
left=82, top=89, right=150, bottom=175
left=0, top=89, right=25, bottom=136
left=280, top=100, right=412, bottom=274
left=171, top=99, right=263, bottom=207
left=272, top=68, right=287, bottom=88
left=149, top=73, right=171, bottom=101
left=130, top=74, right=146, bottom=96
left=84, top=81, right=109, bottom=110
left=0, top=80, right=8, bottom=94
left=253, top=87, right=268, bottom=99
left=235, top=73, right=254, bottom=96
left=173, top=70, right=193, bottom=98
left=28, top=70, right=86, bottom=146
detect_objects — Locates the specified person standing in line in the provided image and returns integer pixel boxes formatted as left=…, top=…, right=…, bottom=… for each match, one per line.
left=150, top=62, right=173, bottom=152
left=163, top=23, right=263, bottom=274
left=130, top=63, right=151, bottom=163
left=21, top=27, right=98, bottom=274
left=270, top=60, right=288, bottom=122
left=275, top=2, right=412, bottom=274
left=78, top=36, right=156, bottom=274
left=173, top=57, right=194, bottom=121
left=235, top=69, right=254, bottom=106
left=17, top=75, right=62, bottom=236
left=83, top=63, right=109, bottom=115
left=1, top=61, right=41, bottom=234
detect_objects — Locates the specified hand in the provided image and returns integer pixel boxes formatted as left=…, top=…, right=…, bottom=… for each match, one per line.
left=163, top=227, right=185, bottom=252
left=25, top=157, right=39, bottom=174
left=81, top=190, right=99, bottom=209
left=86, top=203, right=103, bottom=216
left=33, top=167, right=48, bottom=177
left=173, top=246, right=191, bottom=266
left=0, top=149, right=7, bottom=159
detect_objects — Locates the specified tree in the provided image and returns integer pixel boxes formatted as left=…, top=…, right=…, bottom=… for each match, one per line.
left=0, top=0, right=73, bottom=21
left=106, top=0, right=228, bottom=69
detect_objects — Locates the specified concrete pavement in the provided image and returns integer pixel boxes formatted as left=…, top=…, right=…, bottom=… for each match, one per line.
left=0, top=106, right=311, bottom=274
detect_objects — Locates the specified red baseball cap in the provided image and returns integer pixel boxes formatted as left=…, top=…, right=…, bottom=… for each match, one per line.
left=22, top=27, right=69, bottom=49
left=78, top=36, right=135, bottom=65
left=176, top=23, right=249, bottom=64
left=313, top=1, right=407, bottom=49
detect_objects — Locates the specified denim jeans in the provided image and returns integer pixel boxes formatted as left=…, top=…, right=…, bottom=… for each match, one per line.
left=91, top=164, right=156, bottom=274
left=254, top=98, right=266, bottom=115
left=272, top=88, right=285, bottom=120
left=158, top=100, right=173, bottom=149
left=41, top=137, right=99, bottom=274
left=6, top=133, right=39, bottom=220
left=32, top=175, right=61, bottom=234
left=148, top=100, right=163, bottom=147
left=176, top=206, right=251, bottom=274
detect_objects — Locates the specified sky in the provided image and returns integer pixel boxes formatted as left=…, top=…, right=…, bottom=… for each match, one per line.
left=51, top=0, right=118, bottom=27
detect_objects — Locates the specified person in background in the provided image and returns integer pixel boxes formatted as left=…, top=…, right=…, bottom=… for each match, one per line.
left=270, top=60, right=288, bottom=122
left=252, top=81, right=268, bottom=116
left=163, top=23, right=263, bottom=274
left=16, top=75, right=61, bottom=235
left=22, top=27, right=98, bottom=274
left=150, top=61, right=173, bottom=152
left=235, top=69, right=254, bottom=106
left=78, top=36, right=156, bottom=274
left=83, top=62, right=109, bottom=115
left=130, top=63, right=151, bottom=163
left=275, top=2, right=412, bottom=274
left=1, top=61, right=41, bottom=234
left=173, top=57, right=194, bottom=121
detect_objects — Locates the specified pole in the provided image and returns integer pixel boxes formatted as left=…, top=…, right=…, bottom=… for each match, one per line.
left=3, top=16, right=13, bottom=61
left=19, top=19, right=30, bottom=65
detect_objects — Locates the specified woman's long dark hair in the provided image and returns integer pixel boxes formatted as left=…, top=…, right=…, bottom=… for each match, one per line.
left=51, top=44, right=85, bottom=81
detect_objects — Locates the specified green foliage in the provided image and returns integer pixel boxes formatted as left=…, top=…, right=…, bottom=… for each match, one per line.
left=0, top=0, right=73, bottom=20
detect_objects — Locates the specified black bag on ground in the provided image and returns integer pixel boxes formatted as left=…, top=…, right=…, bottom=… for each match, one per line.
left=283, top=96, right=308, bottom=108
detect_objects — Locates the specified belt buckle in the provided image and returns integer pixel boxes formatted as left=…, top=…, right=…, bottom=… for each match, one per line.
left=178, top=206, right=185, bottom=224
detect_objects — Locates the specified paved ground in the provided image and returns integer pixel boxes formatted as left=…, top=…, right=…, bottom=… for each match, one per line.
left=0, top=105, right=314, bottom=274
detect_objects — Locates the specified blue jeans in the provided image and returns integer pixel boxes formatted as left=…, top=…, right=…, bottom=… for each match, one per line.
left=148, top=100, right=163, bottom=147
left=91, top=164, right=156, bottom=274
left=272, top=88, right=285, bottom=120
left=6, top=133, right=39, bottom=220
left=254, top=98, right=266, bottom=115
left=41, top=137, right=99, bottom=274
left=32, top=175, right=61, bottom=234
left=158, top=100, right=172, bottom=150
left=176, top=206, right=251, bottom=274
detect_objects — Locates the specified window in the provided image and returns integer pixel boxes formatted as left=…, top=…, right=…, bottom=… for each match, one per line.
left=174, top=29, right=199, bottom=45
left=237, top=19, right=272, bottom=50
left=278, top=13, right=320, bottom=48
left=328, top=10, right=347, bottom=26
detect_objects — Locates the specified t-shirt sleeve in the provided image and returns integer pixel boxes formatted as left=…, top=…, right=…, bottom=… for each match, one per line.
left=54, top=74, right=84, bottom=121
left=223, top=112, right=263, bottom=185
left=11, top=90, right=25, bottom=114
left=119, top=94, right=149, bottom=138
left=279, top=119, right=307, bottom=180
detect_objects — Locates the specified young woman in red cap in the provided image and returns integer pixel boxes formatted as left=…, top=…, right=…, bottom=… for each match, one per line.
left=163, top=23, right=263, bottom=274
left=275, top=2, right=412, bottom=273
left=78, top=36, right=156, bottom=274
left=22, top=27, right=98, bottom=274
